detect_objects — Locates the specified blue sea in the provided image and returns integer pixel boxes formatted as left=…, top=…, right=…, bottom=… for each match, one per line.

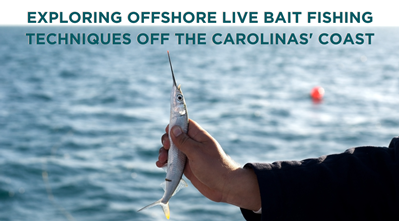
left=0, top=26, right=398, bottom=221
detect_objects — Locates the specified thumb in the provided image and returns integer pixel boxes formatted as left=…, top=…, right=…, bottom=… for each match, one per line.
left=170, top=125, right=200, bottom=158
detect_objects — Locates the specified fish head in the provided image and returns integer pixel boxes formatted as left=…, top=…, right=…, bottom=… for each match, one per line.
left=171, top=82, right=187, bottom=116
left=168, top=51, right=188, bottom=117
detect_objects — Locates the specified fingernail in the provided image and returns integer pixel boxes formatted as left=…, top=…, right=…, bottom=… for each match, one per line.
left=172, top=126, right=182, bottom=137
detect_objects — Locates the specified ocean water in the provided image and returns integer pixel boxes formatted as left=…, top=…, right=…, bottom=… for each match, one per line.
left=0, top=26, right=398, bottom=221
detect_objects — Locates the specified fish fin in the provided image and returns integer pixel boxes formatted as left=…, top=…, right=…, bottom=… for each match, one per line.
left=160, top=181, right=166, bottom=192
left=181, top=179, right=188, bottom=187
left=160, top=179, right=187, bottom=195
left=172, top=179, right=188, bottom=196
left=137, top=199, right=170, bottom=219
left=162, top=164, right=168, bottom=173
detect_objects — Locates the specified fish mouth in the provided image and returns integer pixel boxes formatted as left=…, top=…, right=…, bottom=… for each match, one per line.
left=167, top=51, right=178, bottom=88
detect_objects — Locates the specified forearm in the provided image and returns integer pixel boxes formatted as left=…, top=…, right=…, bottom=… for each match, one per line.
left=222, top=167, right=261, bottom=211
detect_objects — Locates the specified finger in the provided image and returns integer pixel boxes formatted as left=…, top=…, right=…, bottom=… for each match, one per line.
left=165, top=125, right=169, bottom=133
left=156, top=160, right=166, bottom=168
left=161, top=133, right=170, bottom=150
left=186, top=119, right=213, bottom=143
left=170, top=125, right=201, bottom=159
left=156, top=147, right=168, bottom=167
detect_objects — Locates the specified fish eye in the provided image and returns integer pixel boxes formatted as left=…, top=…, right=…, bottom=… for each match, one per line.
left=177, top=94, right=183, bottom=101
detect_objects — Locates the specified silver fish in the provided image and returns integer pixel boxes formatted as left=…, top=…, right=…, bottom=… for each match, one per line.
left=138, top=51, right=189, bottom=219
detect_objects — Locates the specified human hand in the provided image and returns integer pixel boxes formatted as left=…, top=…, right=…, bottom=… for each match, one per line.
left=156, top=119, right=261, bottom=211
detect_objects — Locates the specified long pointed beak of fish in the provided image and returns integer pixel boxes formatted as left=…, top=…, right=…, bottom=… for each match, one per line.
left=167, top=51, right=178, bottom=88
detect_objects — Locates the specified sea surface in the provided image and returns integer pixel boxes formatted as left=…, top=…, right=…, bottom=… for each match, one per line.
left=0, top=26, right=398, bottom=221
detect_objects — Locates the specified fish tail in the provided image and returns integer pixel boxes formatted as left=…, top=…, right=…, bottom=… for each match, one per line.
left=138, top=199, right=170, bottom=219
left=161, top=202, right=170, bottom=219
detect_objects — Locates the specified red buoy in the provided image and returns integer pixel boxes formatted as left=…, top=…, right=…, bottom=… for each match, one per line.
left=310, top=86, right=325, bottom=100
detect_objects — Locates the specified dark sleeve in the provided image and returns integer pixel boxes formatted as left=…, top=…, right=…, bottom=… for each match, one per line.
left=240, top=137, right=399, bottom=221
